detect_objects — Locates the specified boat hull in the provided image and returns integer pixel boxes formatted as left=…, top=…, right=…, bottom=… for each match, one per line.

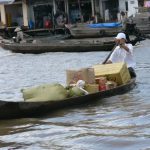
left=69, top=26, right=122, bottom=38
left=0, top=41, right=115, bottom=53
left=70, top=29, right=122, bottom=39
left=0, top=79, right=136, bottom=120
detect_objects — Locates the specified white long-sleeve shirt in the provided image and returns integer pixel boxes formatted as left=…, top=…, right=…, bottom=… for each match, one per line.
left=108, top=43, right=136, bottom=68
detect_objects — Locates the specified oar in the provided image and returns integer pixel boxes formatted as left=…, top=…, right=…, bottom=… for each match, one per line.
left=102, top=43, right=118, bottom=64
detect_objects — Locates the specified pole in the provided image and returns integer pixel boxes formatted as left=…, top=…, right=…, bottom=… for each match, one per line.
left=77, top=0, right=83, bottom=22
left=91, top=0, right=95, bottom=17
left=102, top=44, right=117, bottom=64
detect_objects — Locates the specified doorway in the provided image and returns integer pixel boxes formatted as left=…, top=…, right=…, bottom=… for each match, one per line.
left=102, top=0, right=119, bottom=22
left=33, top=4, right=53, bottom=28
left=68, top=0, right=92, bottom=23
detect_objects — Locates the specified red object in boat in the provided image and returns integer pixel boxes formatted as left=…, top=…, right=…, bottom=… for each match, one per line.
left=99, top=84, right=106, bottom=91
left=44, top=20, right=52, bottom=28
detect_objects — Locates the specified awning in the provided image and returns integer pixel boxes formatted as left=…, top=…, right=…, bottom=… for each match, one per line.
left=0, top=0, right=15, bottom=4
left=144, top=1, right=150, bottom=7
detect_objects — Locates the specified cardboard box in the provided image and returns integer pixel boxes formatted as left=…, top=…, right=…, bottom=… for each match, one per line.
left=66, top=68, right=95, bottom=85
left=93, top=63, right=131, bottom=85
left=84, top=84, right=99, bottom=93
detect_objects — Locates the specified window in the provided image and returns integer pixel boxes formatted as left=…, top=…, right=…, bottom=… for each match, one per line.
left=125, top=1, right=128, bottom=11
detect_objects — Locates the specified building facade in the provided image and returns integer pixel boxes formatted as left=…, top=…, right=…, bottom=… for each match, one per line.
left=0, top=0, right=139, bottom=28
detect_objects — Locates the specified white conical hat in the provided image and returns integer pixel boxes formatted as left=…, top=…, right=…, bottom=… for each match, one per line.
left=115, top=33, right=126, bottom=40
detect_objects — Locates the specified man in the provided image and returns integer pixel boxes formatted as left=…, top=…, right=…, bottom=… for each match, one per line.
left=13, top=27, right=24, bottom=43
left=105, top=9, right=110, bottom=22
left=107, top=32, right=136, bottom=78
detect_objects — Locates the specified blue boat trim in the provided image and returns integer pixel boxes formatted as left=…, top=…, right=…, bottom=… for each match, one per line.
left=87, top=22, right=122, bottom=28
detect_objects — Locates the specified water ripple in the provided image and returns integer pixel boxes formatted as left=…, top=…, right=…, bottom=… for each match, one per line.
left=0, top=40, right=150, bottom=149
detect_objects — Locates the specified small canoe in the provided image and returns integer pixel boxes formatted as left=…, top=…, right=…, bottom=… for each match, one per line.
left=0, top=39, right=115, bottom=54
left=0, top=78, right=136, bottom=120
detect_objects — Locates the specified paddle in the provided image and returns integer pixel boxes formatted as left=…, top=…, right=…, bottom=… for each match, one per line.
left=102, top=43, right=118, bottom=64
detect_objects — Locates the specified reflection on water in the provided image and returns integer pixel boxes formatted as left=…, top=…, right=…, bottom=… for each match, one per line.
left=0, top=40, right=150, bottom=150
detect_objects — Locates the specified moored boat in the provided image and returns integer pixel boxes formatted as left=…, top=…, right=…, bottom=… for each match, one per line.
left=0, top=34, right=141, bottom=54
left=0, top=78, right=136, bottom=120
left=66, top=23, right=123, bottom=39
left=0, top=37, right=115, bottom=53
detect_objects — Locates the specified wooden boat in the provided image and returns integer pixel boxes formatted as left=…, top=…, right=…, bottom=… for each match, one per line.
left=0, top=78, right=136, bottom=120
left=66, top=23, right=123, bottom=39
left=0, top=37, right=115, bottom=53
left=0, top=34, right=141, bottom=54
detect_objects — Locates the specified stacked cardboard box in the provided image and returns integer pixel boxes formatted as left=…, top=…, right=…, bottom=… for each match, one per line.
left=66, top=68, right=95, bottom=85
left=93, top=63, right=131, bottom=85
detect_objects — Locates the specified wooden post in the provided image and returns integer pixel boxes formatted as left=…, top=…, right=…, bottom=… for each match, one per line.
left=53, top=0, right=56, bottom=15
left=91, top=0, right=95, bottom=17
left=64, top=0, right=69, bottom=23
left=0, top=5, right=6, bottom=26
left=22, top=0, right=29, bottom=27
left=99, top=0, right=103, bottom=20
left=65, top=0, right=69, bottom=14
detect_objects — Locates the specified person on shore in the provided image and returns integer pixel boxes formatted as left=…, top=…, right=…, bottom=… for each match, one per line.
left=105, top=9, right=110, bottom=22
left=106, top=32, right=136, bottom=78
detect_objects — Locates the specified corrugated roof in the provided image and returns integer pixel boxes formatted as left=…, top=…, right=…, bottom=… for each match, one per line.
left=0, top=0, right=15, bottom=4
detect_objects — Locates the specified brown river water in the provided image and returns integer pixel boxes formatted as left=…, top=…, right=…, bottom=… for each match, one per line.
left=0, top=40, right=150, bottom=150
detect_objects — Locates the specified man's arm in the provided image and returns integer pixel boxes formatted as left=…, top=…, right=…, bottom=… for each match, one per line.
left=119, top=39, right=133, bottom=53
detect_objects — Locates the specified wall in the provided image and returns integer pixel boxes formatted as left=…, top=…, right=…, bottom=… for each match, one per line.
left=119, top=0, right=138, bottom=17
left=5, top=4, right=23, bottom=26
left=127, top=0, right=138, bottom=17
left=119, top=0, right=126, bottom=12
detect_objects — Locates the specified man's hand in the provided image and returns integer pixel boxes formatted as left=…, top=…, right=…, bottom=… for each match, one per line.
left=120, top=43, right=130, bottom=52
left=119, top=43, right=125, bottom=48
left=119, top=39, right=125, bottom=44
left=115, top=38, right=130, bottom=52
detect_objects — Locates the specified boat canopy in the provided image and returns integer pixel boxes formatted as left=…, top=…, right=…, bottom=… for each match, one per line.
left=0, top=0, right=15, bottom=4
left=88, top=22, right=122, bottom=28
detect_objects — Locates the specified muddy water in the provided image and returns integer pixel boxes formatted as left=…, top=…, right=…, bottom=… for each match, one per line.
left=0, top=40, right=150, bottom=150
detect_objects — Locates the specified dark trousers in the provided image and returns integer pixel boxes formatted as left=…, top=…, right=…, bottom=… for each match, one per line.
left=128, top=67, right=136, bottom=78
